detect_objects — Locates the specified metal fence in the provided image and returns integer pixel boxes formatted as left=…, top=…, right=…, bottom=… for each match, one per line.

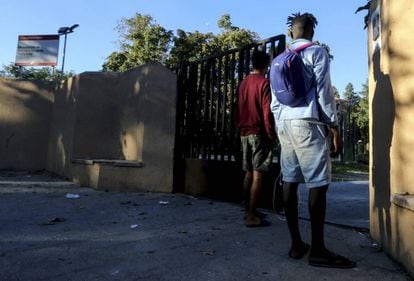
left=175, top=35, right=286, bottom=162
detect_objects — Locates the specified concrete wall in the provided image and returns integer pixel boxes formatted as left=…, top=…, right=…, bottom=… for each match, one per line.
left=368, top=0, right=414, bottom=276
left=0, top=63, right=176, bottom=193
left=0, top=78, right=55, bottom=170
left=45, top=76, right=79, bottom=177
left=46, top=62, right=177, bottom=192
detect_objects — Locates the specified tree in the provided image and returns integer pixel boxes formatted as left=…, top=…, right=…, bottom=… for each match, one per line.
left=103, top=13, right=173, bottom=71
left=102, top=52, right=128, bottom=72
left=342, top=83, right=361, bottom=161
left=209, top=14, right=259, bottom=55
left=354, top=81, right=369, bottom=144
left=341, top=81, right=369, bottom=161
left=332, top=86, right=340, bottom=99
left=103, top=14, right=259, bottom=71
left=343, top=83, right=359, bottom=103
left=0, top=63, right=72, bottom=81
left=166, top=29, right=214, bottom=68
left=355, top=1, right=372, bottom=29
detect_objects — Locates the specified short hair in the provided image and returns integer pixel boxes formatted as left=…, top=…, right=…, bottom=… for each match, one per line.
left=287, top=12, right=318, bottom=32
left=251, top=50, right=270, bottom=70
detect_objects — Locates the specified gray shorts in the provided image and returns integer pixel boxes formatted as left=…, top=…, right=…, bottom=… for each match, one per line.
left=240, top=135, right=273, bottom=172
left=277, top=119, right=331, bottom=188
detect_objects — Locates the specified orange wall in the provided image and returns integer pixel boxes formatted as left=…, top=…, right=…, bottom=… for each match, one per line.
left=0, top=78, right=55, bottom=170
left=369, top=0, right=414, bottom=276
left=0, top=63, right=177, bottom=193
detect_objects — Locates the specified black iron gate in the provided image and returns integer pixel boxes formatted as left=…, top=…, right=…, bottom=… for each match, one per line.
left=173, top=35, right=286, bottom=192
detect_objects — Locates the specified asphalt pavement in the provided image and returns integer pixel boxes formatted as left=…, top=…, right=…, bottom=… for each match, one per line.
left=0, top=171, right=412, bottom=281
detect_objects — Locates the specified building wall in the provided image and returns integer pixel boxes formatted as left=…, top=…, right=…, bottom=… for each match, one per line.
left=368, top=0, right=414, bottom=276
left=0, top=78, right=55, bottom=170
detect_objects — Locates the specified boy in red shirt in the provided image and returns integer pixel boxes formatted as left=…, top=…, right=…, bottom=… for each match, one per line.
left=237, top=50, right=276, bottom=227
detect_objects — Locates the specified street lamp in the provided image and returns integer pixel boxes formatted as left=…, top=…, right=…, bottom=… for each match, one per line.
left=57, top=24, right=79, bottom=73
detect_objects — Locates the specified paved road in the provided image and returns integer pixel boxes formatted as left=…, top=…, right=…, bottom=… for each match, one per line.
left=0, top=172, right=411, bottom=281
left=298, top=181, right=369, bottom=230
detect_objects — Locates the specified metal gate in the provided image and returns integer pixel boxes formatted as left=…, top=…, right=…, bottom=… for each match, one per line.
left=173, top=35, right=286, bottom=192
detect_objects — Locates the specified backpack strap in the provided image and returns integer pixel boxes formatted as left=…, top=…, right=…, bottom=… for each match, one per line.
left=292, top=42, right=314, bottom=53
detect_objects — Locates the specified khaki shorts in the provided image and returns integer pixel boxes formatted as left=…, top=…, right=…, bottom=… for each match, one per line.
left=277, top=119, right=331, bottom=188
left=240, top=135, right=273, bottom=172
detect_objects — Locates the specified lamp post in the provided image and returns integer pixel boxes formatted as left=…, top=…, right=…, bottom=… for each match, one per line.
left=58, top=24, right=79, bottom=73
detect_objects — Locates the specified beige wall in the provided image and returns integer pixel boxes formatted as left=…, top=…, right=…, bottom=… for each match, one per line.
left=0, top=78, right=55, bottom=170
left=0, top=63, right=177, bottom=193
left=46, top=62, right=177, bottom=192
left=369, top=0, right=414, bottom=276
left=45, top=76, right=78, bottom=177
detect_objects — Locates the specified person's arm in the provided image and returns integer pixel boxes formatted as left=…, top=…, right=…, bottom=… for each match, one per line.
left=313, top=47, right=338, bottom=127
left=234, top=84, right=241, bottom=130
left=262, top=80, right=277, bottom=141
left=329, top=126, right=342, bottom=157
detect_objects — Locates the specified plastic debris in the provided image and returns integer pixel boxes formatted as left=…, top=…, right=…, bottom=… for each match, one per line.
left=39, top=217, right=66, bottom=226
left=65, top=193, right=80, bottom=199
left=50, top=217, right=66, bottom=223
left=130, top=224, right=139, bottom=229
left=201, top=250, right=216, bottom=256
left=158, top=200, right=169, bottom=205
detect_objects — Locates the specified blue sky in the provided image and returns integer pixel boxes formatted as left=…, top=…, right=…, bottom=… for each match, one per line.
left=1, top=0, right=368, bottom=94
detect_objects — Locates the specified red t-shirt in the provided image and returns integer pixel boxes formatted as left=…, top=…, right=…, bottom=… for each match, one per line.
left=236, top=73, right=275, bottom=139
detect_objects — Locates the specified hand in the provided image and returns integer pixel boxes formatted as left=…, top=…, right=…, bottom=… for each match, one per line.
left=330, top=127, right=342, bottom=157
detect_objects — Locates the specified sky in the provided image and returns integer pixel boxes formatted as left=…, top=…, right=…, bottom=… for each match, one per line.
left=1, top=0, right=368, bottom=94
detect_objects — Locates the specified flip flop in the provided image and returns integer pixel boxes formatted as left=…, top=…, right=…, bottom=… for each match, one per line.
left=289, top=242, right=310, bottom=259
left=309, top=251, right=356, bottom=269
left=243, top=211, right=267, bottom=220
left=256, top=211, right=267, bottom=219
left=245, top=219, right=271, bottom=228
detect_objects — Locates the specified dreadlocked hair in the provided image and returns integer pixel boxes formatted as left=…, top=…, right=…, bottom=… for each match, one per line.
left=286, top=12, right=318, bottom=29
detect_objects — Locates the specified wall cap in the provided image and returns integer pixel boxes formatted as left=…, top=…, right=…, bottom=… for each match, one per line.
left=391, top=193, right=414, bottom=211
left=72, top=158, right=144, bottom=168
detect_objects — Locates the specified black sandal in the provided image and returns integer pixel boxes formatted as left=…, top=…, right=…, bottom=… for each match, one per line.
left=309, top=250, right=356, bottom=268
left=289, top=242, right=310, bottom=259
left=244, top=211, right=267, bottom=220
left=245, top=219, right=271, bottom=228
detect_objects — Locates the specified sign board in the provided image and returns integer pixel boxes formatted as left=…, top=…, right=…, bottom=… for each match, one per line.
left=15, top=35, right=59, bottom=66
left=371, top=6, right=381, bottom=53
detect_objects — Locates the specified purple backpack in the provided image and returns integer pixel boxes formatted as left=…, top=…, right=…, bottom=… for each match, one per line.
left=270, top=43, right=313, bottom=107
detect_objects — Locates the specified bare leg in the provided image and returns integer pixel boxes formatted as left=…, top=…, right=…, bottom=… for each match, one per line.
left=308, top=185, right=328, bottom=255
left=245, top=170, right=264, bottom=225
left=283, top=182, right=303, bottom=246
left=308, top=185, right=356, bottom=268
left=243, top=171, right=253, bottom=211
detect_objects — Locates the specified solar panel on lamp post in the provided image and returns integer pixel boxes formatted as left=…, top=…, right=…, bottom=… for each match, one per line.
left=57, top=24, right=79, bottom=73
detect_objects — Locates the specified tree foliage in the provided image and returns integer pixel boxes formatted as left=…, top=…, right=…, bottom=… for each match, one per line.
left=0, top=63, right=73, bottom=81
left=102, top=13, right=258, bottom=71
left=166, top=29, right=214, bottom=67
left=342, top=81, right=369, bottom=144
left=355, top=0, right=371, bottom=29
left=343, top=83, right=359, bottom=104
left=332, top=86, right=340, bottom=99
left=354, top=81, right=369, bottom=143
left=103, top=14, right=173, bottom=71
left=210, top=14, right=259, bottom=53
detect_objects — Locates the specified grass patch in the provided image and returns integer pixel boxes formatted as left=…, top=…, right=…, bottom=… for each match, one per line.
left=332, top=161, right=369, bottom=175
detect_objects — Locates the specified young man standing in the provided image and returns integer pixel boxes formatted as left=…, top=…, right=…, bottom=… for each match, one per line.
left=237, top=50, right=276, bottom=227
left=270, top=13, right=356, bottom=268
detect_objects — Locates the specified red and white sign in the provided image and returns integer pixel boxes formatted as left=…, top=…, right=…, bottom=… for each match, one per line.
left=15, top=35, right=60, bottom=66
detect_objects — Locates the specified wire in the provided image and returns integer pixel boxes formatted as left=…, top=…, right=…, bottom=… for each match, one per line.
left=272, top=172, right=286, bottom=221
